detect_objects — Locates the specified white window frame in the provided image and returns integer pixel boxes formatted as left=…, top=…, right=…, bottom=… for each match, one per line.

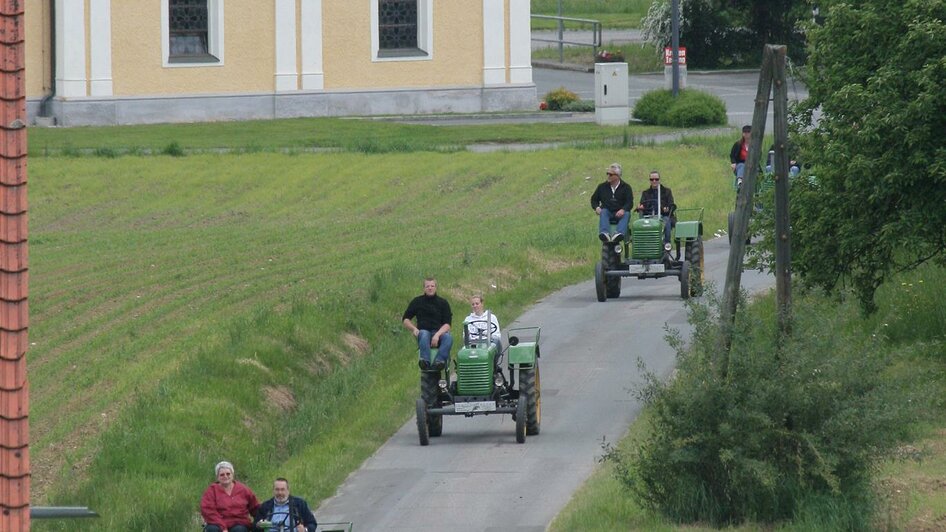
left=370, top=0, right=433, bottom=62
left=161, top=0, right=225, bottom=68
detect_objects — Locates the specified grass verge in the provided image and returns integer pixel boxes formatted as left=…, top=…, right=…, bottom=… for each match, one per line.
left=550, top=263, right=946, bottom=531
left=533, top=41, right=662, bottom=73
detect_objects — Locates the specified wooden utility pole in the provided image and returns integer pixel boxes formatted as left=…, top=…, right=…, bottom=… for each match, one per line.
left=771, top=46, right=792, bottom=339
left=719, top=44, right=792, bottom=366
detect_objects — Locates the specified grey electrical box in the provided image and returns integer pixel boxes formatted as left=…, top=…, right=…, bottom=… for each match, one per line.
left=594, top=62, right=629, bottom=126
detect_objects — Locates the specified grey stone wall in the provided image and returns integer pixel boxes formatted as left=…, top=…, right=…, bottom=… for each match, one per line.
left=28, top=85, right=538, bottom=127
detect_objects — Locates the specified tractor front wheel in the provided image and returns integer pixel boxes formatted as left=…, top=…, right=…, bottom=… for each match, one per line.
left=727, top=211, right=735, bottom=244
left=520, top=363, right=541, bottom=435
left=515, top=394, right=527, bottom=443
left=415, top=398, right=429, bottom=446
left=680, top=261, right=691, bottom=299
left=685, top=237, right=705, bottom=296
left=594, top=261, right=607, bottom=302
left=421, top=371, right=443, bottom=437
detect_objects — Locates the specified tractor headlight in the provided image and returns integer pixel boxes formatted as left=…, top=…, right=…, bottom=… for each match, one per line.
left=494, top=374, right=504, bottom=387
left=613, top=244, right=622, bottom=253
left=664, top=242, right=672, bottom=251
left=438, top=379, right=447, bottom=390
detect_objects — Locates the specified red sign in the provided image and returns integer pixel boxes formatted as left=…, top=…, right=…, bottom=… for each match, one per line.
left=663, top=47, right=687, bottom=66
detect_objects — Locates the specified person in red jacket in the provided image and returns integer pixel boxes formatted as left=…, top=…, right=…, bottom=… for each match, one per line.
left=200, top=461, right=260, bottom=532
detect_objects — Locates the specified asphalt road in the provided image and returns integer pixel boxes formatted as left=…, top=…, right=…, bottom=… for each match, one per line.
left=534, top=68, right=809, bottom=130
left=316, top=237, right=773, bottom=531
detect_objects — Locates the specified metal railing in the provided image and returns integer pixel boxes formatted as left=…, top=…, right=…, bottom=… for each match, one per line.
left=531, top=15, right=602, bottom=62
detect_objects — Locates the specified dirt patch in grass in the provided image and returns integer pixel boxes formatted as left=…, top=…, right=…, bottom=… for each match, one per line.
left=342, top=333, right=369, bottom=357
left=263, top=385, right=296, bottom=412
left=446, top=267, right=523, bottom=301
left=528, top=248, right=583, bottom=273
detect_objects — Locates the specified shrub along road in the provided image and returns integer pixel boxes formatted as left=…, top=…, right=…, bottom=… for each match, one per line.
left=316, top=236, right=774, bottom=530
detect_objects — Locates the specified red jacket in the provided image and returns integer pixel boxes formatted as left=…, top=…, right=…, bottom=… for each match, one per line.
left=201, top=481, right=260, bottom=528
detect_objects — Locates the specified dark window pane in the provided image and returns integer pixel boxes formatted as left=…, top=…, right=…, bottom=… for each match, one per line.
left=169, top=0, right=210, bottom=57
left=379, top=0, right=417, bottom=50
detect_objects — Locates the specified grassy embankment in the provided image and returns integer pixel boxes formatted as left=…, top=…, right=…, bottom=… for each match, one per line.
left=549, top=266, right=946, bottom=530
left=531, top=0, right=651, bottom=29
left=27, top=118, right=737, bottom=530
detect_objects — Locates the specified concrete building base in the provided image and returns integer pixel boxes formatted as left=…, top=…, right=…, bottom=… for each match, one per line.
left=27, top=85, right=538, bottom=127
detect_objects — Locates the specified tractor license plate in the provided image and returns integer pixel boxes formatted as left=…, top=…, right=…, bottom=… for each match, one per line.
left=627, top=264, right=665, bottom=274
left=455, top=401, right=497, bottom=413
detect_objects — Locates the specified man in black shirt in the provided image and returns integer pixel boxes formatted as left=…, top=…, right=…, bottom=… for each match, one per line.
left=637, top=171, right=676, bottom=244
left=402, top=278, right=453, bottom=371
left=590, top=162, right=634, bottom=243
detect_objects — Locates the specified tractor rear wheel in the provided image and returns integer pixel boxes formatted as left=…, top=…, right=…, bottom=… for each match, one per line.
left=520, top=363, right=541, bottom=435
left=685, top=238, right=705, bottom=296
left=420, top=371, right=443, bottom=437
left=680, top=261, right=691, bottom=299
left=515, top=394, right=527, bottom=443
left=415, top=399, right=429, bottom=446
left=594, top=261, right=607, bottom=302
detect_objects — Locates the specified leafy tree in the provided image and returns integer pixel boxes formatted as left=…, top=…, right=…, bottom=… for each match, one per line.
left=641, top=0, right=809, bottom=68
left=790, top=0, right=946, bottom=313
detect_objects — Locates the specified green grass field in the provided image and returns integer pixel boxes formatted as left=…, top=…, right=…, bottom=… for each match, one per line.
left=26, top=118, right=739, bottom=530
left=27, top=118, right=674, bottom=155
left=531, top=0, right=652, bottom=29
left=533, top=41, right=663, bottom=73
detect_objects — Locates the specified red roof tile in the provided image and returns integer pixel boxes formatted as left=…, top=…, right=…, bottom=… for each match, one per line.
left=0, top=241, right=25, bottom=271
left=0, top=383, right=26, bottom=417
left=0, top=4, right=28, bottom=526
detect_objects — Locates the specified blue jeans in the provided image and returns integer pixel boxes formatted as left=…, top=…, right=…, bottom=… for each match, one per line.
left=766, top=164, right=800, bottom=177
left=417, top=330, right=453, bottom=364
left=661, top=215, right=673, bottom=244
left=598, top=208, right=629, bottom=236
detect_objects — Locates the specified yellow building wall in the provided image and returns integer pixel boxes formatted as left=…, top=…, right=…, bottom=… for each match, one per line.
left=24, top=1, right=497, bottom=100
left=25, top=0, right=52, bottom=99
left=111, top=0, right=275, bottom=96
left=323, top=1, right=484, bottom=90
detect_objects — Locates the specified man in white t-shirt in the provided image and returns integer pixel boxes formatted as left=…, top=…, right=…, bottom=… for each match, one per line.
left=463, top=294, right=502, bottom=371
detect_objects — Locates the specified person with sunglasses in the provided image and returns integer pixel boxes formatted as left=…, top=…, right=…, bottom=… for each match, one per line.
left=590, top=162, right=634, bottom=243
left=637, top=171, right=676, bottom=244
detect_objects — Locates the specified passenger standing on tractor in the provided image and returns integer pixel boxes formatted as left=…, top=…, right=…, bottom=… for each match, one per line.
left=403, top=277, right=453, bottom=371
left=730, top=125, right=752, bottom=187
left=637, top=171, right=676, bottom=245
left=464, top=295, right=502, bottom=372
left=590, top=162, right=634, bottom=243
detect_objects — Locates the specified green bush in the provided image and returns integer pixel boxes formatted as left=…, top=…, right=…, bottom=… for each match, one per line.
left=607, top=290, right=925, bottom=527
left=560, top=99, right=595, bottom=112
left=632, top=89, right=726, bottom=127
left=544, top=86, right=580, bottom=111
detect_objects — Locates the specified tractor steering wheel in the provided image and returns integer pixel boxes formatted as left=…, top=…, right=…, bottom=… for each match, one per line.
left=464, top=319, right=498, bottom=343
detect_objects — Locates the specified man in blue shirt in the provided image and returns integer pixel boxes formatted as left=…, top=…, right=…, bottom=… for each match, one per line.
left=253, top=478, right=317, bottom=532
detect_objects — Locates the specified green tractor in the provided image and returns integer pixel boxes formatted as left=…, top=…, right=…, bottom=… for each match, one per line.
left=595, top=201, right=704, bottom=301
left=416, top=319, right=541, bottom=445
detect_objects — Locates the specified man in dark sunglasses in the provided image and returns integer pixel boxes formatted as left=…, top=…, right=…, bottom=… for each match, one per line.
left=590, top=162, right=633, bottom=243
left=637, top=171, right=676, bottom=244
